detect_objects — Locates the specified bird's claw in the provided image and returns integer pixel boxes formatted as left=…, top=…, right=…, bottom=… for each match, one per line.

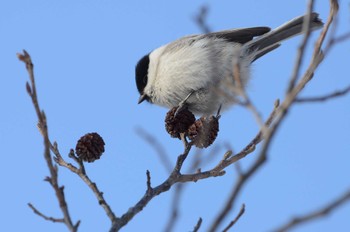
left=174, top=91, right=194, bottom=117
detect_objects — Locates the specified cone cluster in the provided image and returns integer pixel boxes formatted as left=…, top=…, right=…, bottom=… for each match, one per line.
left=165, top=107, right=220, bottom=148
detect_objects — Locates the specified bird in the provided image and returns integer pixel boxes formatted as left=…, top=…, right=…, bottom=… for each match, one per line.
left=135, top=13, right=323, bottom=115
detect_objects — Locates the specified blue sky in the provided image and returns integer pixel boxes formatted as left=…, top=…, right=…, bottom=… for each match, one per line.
left=1, top=1, right=350, bottom=231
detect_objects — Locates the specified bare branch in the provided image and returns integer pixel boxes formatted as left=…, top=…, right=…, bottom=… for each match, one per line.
left=207, top=106, right=273, bottom=231
left=295, top=85, right=350, bottom=103
left=28, top=203, right=65, bottom=223
left=54, top=148, right=117, bottom=223
left=146, top=170, right=153, bottom=194
left=287, top=0, right=315, bottom=93
left=110, top=138, right=194, bottom=231
left=164, top=144, right=224, bottom=231
left=222, top=204, right=246, bottom=232
left=193, top=5, right=211, bottom=33
left=193, top=217, right=203, bottom=232
left=233, top=62, right=265, bottom=129
left=314, top=0, right=339, bottom=57
left=259, top=0, right=339, bottom=178
left=113, top=3, right=346, bottom=228
left=273, top=189, right=350, bottom=232
left=136, top=127, right=173, bottom=173
left=208, top=130, right=267, bottom=232
left=163, top=145, right=222, bottom=231
left=119, top=1, right=344, bottom=230
left=18, top=50, right=79, bottom=232
left=207, top=2, right=341, bottom=230
left=163, top=184, right=184, bottom=232
left=326, top=31, right=350, bottom=52
left=110, top=98, right=278, bottom=231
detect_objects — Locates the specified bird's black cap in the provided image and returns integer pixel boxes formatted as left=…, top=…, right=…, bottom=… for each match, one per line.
left=135, top=54, right=150, bottom=99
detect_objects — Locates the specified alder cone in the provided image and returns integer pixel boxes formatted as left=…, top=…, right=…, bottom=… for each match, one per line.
left=75, top=132, right=105, bottom=162
left=165, top=107, right=195, bottom=139
left=188, top=116, right=219, bottom=148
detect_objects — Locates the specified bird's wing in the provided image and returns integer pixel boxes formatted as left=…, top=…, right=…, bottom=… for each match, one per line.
left=163, top=27, right=271, bottom=54
left=203, top=27, right=271, bottom=44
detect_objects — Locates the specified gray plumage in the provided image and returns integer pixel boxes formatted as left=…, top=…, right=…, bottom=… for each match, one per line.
left=136, top=13, right=323, bottom=115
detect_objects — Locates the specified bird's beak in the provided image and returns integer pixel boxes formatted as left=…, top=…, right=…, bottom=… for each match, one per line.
left=138, top=93, right=147, bottom=104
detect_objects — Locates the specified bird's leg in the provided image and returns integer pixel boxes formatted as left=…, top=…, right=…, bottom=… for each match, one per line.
left=174, top=91, right=195, bottom=117
left=216, top=104, right=222, bottom=119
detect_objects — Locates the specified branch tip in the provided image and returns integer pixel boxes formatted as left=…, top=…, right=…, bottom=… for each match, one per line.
left=223, top=150, right=232, bottom=160
left=274, top=99, right=280, bottom=108
left=17, top=50, right=31, bottom=63
left=193, top=217, right=203, bottom=232
left=146, top=170, right=152, bottom=193
left=28, top=203, right=65, bottom=223
left=26, top=82, right=32, bottom=95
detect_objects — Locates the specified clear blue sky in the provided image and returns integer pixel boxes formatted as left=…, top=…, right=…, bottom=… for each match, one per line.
left=1, top=1, right=349, bottom=231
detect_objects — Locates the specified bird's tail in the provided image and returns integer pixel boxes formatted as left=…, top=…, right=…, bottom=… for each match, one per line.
left=246, top=12, right=324, bottom=61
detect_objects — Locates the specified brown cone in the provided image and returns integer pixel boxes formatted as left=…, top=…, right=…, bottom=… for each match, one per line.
left=188, top=115, right=219, bottom=148
left=165, top=107, right=196, bottom=139
left=75, top=132, right=105, bottom=162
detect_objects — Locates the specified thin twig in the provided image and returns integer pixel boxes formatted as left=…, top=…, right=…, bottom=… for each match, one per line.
left=209, top=135, right=266, bottom=232
left=259, top=0, right=339, bottom=179
left=222, top=204, right=246, bottom=232
left=208, top=2, right=341, bottom=229
left=209, top=100, right=279, bottom=174
left=146, top=170, right=153, bottom=194
left=53, top=149, right=118, bottom=223
left=193, top=5, right=211, bottom=33
left=251, top=2, right=346, bottom=232
left=136, top=127, right=173, bottom=173
left=18, top=50, right=79, bottom=232
left=171, top=101, right=278, bottom=185
left=314, top=0, right=339, bottom=58
left=325, top=31, right=350, bottom=52
left=28, top=203, right=65, bottom=223
left=163, top=184, right=184, bottom=232
left=273, top=189, right=350, bottom=232
left=193, top=217, right=203, bottom=232
left=19, top=50, right=116, bottom=227
left=295, top=85, right=350, bottom=103
left=287, top=0, right=315, bottom=93
left=209, top=1, right=343, bottom=231
left=233, top=62, right=265, bottom=129
left=110, top=139, right=194, bottom=231
left=163, top=145, right=222, bottom=231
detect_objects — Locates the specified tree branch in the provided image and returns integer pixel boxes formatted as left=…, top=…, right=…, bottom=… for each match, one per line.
left=193, top=217, right=203, bottom=232
left=53, top=147, right=118, bottom=223
left=110, top=136, right=193, bottom=231
left=222, top=204, right=245, bottom=232
left=259, top=0, right=339, bottom=181
left=110, top=100, right=278, bottom=231
left=209, top=0, right=341, bottom=230
left=136, top=127, right=173, bottom=173
left=28, top=203, right=65, bottom=223
left=287, top=0, right=315, bottom=93
left=18, top=50, right=79, bottom=232
left=273, top=189, right=350, bottom=232
left=193, top=5, right=211, bottom=33
left=295, top=85, right=350, bottom=103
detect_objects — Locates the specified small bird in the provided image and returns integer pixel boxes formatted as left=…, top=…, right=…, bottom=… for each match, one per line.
left=136, top=13, right=323, bottom=115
